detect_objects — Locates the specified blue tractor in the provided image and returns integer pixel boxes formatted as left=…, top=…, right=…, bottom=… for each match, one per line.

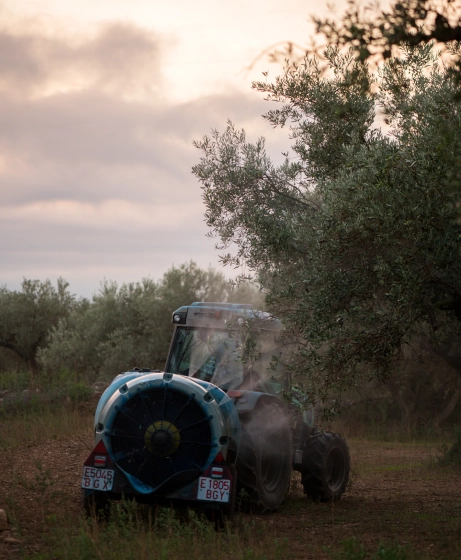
left=82, top=302, right=350, bottom=515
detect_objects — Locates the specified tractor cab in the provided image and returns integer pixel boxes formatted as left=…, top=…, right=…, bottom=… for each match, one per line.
left=165, top=302, right=286, bottom=395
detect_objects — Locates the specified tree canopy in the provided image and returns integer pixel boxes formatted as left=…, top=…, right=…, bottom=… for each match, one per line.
left=39, top=261, right=262, bottom=379
left=314, top=0, right=461, bottom=64
left=0, top=278, right=75, bottom=376
left=193, top=42, right=461, bottom=405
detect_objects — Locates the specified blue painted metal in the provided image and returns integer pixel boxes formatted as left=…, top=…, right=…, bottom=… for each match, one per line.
left=91, top=370, right=241, bottom=498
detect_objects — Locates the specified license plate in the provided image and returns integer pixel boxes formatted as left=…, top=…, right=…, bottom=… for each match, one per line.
left=81, top=466, right=114, bottom=491
left=196, top=477, right=230, bottom=502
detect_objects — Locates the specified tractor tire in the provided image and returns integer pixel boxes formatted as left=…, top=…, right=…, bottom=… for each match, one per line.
left=301, top=432, right=350, bottom=501
left=236, top=401, right=292, bottom=512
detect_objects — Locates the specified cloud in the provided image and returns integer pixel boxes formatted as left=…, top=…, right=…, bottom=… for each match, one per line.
left=0, top=85, right=276, bottom=202
left=0, top=20, right=166, bottom=99
left=0, top=15, right=288, bottom=296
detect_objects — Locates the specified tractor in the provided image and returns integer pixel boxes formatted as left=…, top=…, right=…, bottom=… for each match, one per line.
left=82, top=302, right=350, bottom=515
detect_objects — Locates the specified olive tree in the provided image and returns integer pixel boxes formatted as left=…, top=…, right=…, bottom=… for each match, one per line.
left=0, top=278, right=75, bottom=376
left=39, top=261, right=256, bottom=379
left=314, top=0, right=461, bottom=64
left=192, top=43, right=461, bottom=406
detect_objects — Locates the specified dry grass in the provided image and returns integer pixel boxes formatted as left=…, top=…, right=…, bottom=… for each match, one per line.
left=0, top=402, right=460, bottom=559
left=0, top=401, right=94, bottom=450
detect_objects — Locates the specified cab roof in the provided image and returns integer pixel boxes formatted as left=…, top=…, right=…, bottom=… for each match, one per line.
left=171, top=302, right=282, bottom=330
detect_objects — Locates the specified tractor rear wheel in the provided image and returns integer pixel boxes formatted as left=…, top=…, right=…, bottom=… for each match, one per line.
left=237, top=401, right=292, bottom=512
left=301, top=432, right=350, bottom=501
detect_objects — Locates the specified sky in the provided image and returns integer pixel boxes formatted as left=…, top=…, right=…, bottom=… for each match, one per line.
left=0, top=0, right=346, bottom=297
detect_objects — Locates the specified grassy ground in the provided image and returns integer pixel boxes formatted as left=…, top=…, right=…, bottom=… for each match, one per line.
left=0, top=395, right=460, bottom=559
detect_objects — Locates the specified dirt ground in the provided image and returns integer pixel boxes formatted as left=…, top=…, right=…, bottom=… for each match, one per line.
left=0, top=432, right=460, bottom=559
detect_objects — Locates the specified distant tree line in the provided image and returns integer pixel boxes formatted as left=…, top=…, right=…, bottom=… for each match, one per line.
left=0, top=262, right=261, bottom=380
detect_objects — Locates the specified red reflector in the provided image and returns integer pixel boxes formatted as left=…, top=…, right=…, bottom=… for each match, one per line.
left=93, top=440, right=108, bottom=454
left=214, top=451, right=225, bottom=464
left=211, top=467, right=223, bottom=478
left=83, top=439, right=113, bottom=468
left=94, top=455, right=107, bottom=467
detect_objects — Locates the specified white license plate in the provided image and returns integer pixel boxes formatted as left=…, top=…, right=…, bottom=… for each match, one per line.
left=81, top=467, right=114, bottom=491
left=196, top=477, right=230, bottom=502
